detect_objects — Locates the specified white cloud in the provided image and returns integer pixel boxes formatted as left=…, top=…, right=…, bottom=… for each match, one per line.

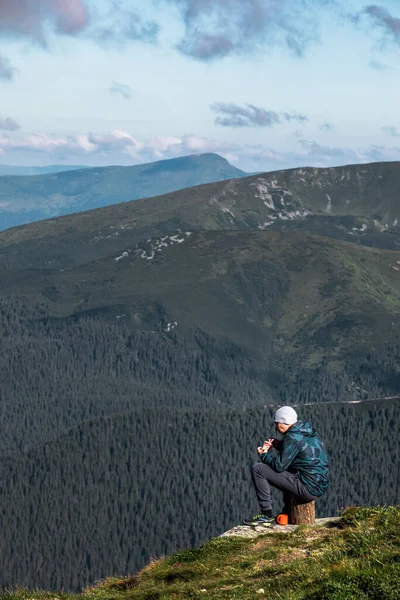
left=0, top=0, right=89, bottom=42
left=165, top=0, right=337, bottom=61
left=0, top=114, right=20, bottom=131
left=0, top=54, right=17, bottom=80
left=1, top=130, right=400, bottom=172
left=0, top=1, right=159, bottom=76
left=0, top=130, right=140, bottom=157
left=109, top=81, right=134, bottom=100
left=382, top=125, right=400, bottom=137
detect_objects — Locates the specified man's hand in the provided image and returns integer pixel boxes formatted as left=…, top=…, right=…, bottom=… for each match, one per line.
left=257, top=439, right=274, bottom=454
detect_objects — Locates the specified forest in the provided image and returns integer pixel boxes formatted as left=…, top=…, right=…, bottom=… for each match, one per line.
left=0, top=295, right=399, bottom=591
left=0, top=400, right=398, bottom=591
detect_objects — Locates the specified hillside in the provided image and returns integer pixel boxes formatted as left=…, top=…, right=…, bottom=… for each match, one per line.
left=0, top=402, right=399, bottom=591
left=86, top=506, right=400, bottom=600
left=2, top=229, right=400, bottom=455
left=1, top=227, right=400, bottom=590
left=1, top=160, right=400, bottom=270
left=1, top=506, right=399, bottom=598
left=0, top=153, right=246, bottom=231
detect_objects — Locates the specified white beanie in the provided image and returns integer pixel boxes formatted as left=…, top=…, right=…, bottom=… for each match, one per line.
left=274, top=406, right=298, bottom=425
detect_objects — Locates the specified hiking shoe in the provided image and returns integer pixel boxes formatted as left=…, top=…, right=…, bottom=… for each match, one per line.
left=243, top=513, right=275, bottom=527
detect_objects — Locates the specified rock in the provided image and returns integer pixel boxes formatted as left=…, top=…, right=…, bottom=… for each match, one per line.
left=219, top=517, right=339, bottom=538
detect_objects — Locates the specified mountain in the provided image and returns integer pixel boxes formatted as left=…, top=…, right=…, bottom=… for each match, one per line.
left=2, top=159, right=400, bottom=592
left=1, top=160, right=400, bottom=270
left=2, top=228, right=400, bottom=457
left=0, top=153, right=247, bottom=231
left=0, top=164, right=89, bottom=176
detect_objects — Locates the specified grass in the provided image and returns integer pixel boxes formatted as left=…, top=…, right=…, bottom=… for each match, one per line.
left=1, top=507, right=399, bottom=600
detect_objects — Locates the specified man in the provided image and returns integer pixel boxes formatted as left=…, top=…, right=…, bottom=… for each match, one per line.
left=243, top=406, right=329, bottom=527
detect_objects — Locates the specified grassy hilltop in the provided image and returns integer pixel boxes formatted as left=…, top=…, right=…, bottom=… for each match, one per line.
left=1, top=506, right=399, bottom=600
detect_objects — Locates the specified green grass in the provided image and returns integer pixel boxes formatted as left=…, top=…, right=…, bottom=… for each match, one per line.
left=2, top=507, right=399, bottom=600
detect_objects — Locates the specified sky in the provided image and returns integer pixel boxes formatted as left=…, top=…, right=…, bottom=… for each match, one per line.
left=0, top=0, right=400, bottom=172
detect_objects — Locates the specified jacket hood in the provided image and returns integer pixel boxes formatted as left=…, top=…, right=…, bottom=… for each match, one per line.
left=288, top=420, right=316, bottom=437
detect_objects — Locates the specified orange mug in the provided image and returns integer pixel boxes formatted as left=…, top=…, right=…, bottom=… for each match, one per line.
left=276, top=513, right=289, bottom=526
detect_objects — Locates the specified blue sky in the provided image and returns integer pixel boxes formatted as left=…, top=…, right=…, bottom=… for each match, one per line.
left=0, top=0, right=400, bottom=172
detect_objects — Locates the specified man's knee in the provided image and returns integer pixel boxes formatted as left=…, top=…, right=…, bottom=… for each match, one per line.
left=252, top=462, right=268, bottom=475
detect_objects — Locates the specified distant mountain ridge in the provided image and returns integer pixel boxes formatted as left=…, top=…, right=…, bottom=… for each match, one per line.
left=0, top=165, right=90, bottom=176
left=1, top=159, right=400, bottom=270
left=0, top=153, right=246, bottom=231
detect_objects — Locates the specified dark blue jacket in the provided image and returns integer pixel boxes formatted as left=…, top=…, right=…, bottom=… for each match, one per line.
left=260, top=420, right=329, bottom=497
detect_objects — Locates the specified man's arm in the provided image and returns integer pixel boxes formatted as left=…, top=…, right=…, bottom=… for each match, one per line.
left=260, top=434, right=301, bottom=472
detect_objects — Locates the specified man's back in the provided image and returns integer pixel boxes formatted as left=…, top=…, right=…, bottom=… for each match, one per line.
left=283, top=420, right=329, bottom=497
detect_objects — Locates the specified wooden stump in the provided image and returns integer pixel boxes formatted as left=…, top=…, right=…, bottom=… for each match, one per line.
left=290, top=500, right=315, bottom=525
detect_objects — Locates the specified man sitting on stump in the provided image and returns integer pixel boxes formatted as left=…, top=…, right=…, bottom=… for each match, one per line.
left=244, top=406, right=329, bottom=527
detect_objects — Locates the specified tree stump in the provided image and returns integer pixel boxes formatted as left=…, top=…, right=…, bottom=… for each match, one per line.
left=290, top=500, right=315, bottom=524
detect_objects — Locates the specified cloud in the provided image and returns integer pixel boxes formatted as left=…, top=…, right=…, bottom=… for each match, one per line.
left=0, top=0, right=159, bottom=53
left=352, top=5, right=400, bottom=52
left=298, top=139, right=365, bottom=163
left=297, top=139, right=400, bottom=166
left=368, top=59, right=390, bottom=70
left=361, top=5, right=400, bottom=45
left=211, top=102, right=308, bottom=128
left=164, top=0, right=335, bottom=61
left=109, top=81, right=133, bottom=100
left=211, top=103, right=281, bottom=128
left=90, top=3, right=159, bottom=47
left=0, top=115, right=20, bottom=131
left=382, top=125, right=400, bottom=137
left=0, top=130, right=237, bottom=164
left=0, top=54, right=17, bottom=81
left=320, top=122, right=335, bottom=132
left=0, top=0, right=89, bottom=43
left=3, top=129, right=400, bottom=173
left=283, top=112, right=308, bottom=123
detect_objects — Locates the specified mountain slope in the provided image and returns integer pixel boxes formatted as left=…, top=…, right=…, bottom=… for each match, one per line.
left=93, top=506, right=400, bottom=600
left=0, top=153, right=246, bottom=231
left=1, top=160, right=400, bottom=270
left=2, top=230, right=400, bottom=457
left=88, top=506, right=399, bottom=600
left=0, top=164, right=90, bottom=176
left=3, top=230, right=400, bottom=365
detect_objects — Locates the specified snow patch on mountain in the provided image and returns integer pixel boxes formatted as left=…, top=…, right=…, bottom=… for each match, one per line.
left=133, top=232, right=191, bottom=260
left=251, top=180, right=275, bottom=209
left=352, top=224, right=368, bottom=233
left=326, top=194, right=332, bottom=213
left=258, top=221, right=274, bottom=229
left=115, top=251, right=129, bottom=262
left=250, top=178, right=311, bottom=224
left=221, top=207, right=236, bottom=218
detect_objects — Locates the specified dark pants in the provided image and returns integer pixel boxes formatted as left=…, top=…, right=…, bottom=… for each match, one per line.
left=252, top=462, right=316, bottom=513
